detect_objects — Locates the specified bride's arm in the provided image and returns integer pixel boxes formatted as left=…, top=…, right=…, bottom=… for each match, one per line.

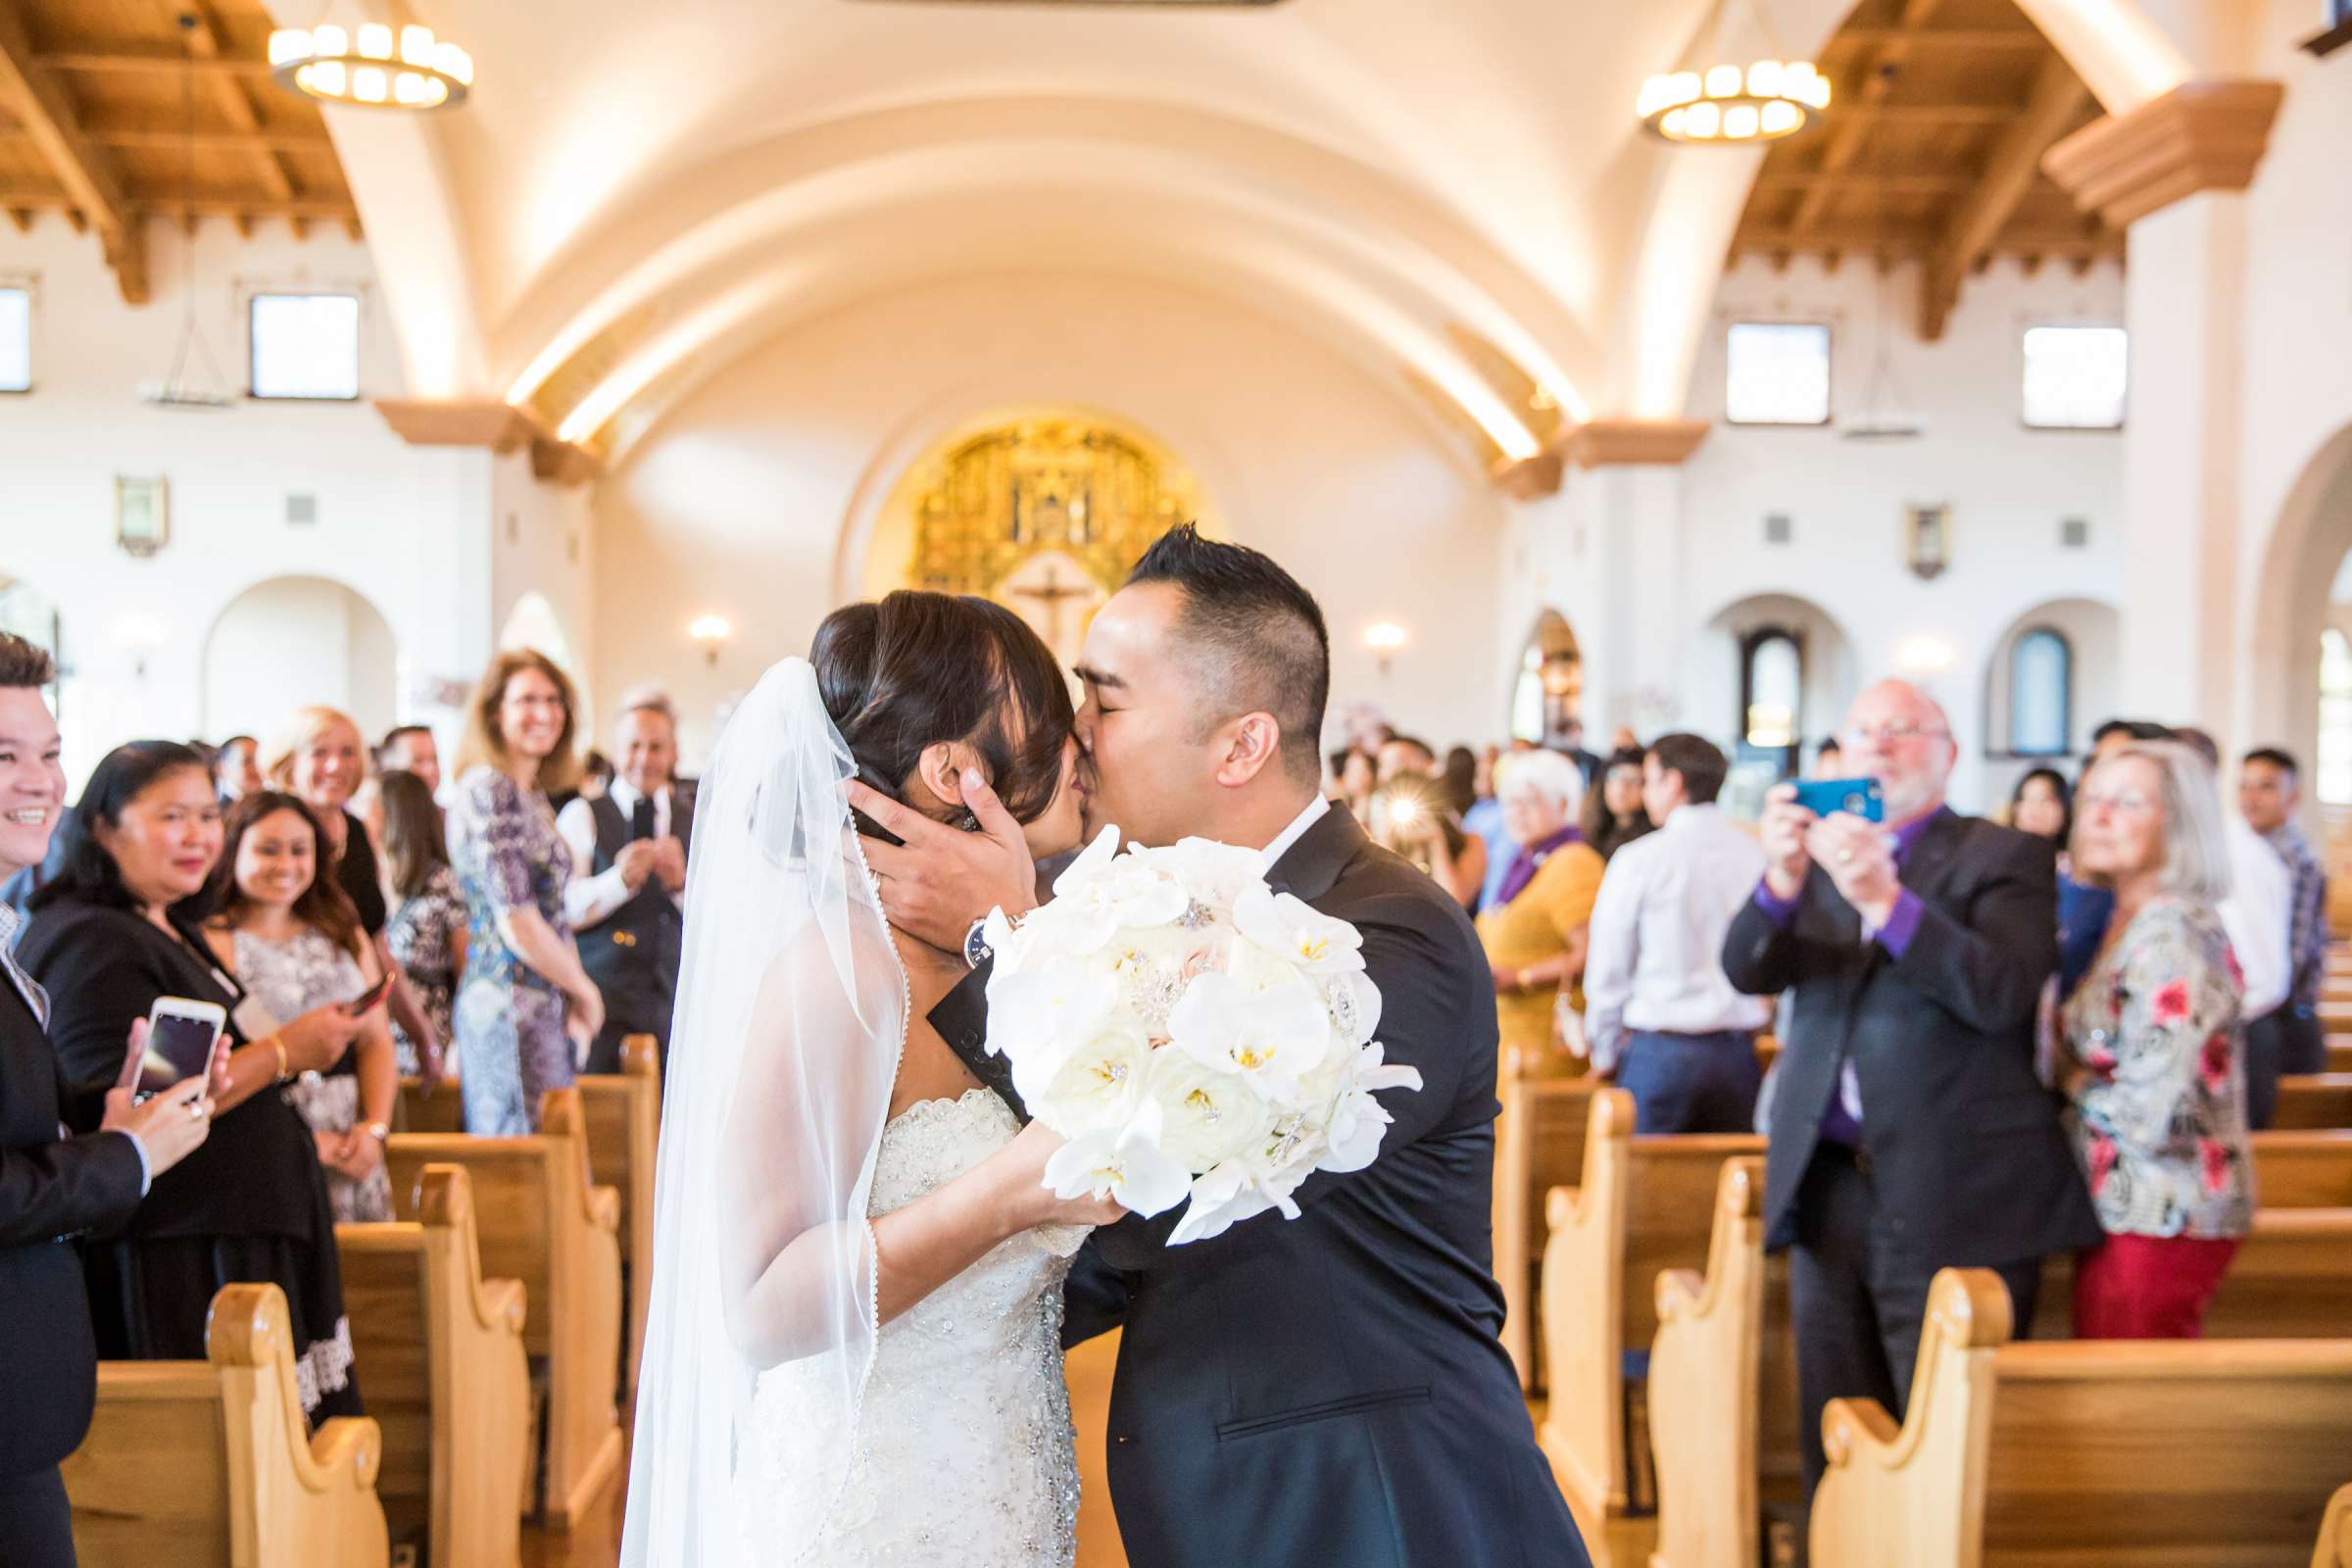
left=718, top=938, right=1115, bottom=1367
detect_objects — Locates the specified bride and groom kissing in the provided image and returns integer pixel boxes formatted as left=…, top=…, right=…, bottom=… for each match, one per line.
left=622, top=527, right=1592, bottom=1568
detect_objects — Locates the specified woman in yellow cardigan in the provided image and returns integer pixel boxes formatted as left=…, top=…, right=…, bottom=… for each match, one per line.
left=1475, top=749, right=1606, bottom=1076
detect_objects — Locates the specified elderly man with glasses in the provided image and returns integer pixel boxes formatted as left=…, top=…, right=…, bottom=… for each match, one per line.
left=1720, top=678, right=2101, bottom=1513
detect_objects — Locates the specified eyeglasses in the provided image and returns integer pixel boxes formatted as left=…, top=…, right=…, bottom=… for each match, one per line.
left=1840, top=722, right=1950, bottom=746
left=2078, top=789, right=2158, bottom=816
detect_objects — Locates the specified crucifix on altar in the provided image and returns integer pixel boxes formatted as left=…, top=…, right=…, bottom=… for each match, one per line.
left=999, top=552, right=1108, bottom=669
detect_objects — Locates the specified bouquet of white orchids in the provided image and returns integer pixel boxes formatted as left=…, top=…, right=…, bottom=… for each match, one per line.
left=982, top=826, right=1423, bottom=1246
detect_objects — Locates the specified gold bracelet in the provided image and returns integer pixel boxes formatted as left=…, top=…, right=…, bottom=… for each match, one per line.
left=268, top=1036, right=289, bottom=1081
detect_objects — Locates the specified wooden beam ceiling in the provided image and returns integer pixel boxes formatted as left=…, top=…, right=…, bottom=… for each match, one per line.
left=1786, top=0, right=1946, bottom=236
left=1917, top=52, right=2090, bottom=338
left=171, top=1, right=293, bottom=205
left=0, top=0, right=147, bottom=301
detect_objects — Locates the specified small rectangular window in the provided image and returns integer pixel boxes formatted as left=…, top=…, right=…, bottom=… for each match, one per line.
left=0, top=286, right=29, bottom=392
left=1725, top=322, right=1831, bottom=426
left=249, top=292, right=361, bottom=401
left=2022, top=324, right=2127, bottom=430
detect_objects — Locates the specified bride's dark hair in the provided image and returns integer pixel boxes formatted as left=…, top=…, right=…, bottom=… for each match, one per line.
left=812, top=591, right=1073, bottom=835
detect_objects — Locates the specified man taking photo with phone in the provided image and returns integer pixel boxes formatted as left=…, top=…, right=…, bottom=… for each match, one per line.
left=0, top=632, right=223, bottom=1566
left=1719, top=677, right=2100, bottom=1526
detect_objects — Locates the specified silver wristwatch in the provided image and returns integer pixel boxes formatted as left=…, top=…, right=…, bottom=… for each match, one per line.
left=963, top=917, right=994, bottom=969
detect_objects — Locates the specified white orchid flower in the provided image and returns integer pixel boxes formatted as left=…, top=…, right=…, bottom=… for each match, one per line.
left=1042, top=1099, right=1191, bottom=1218
left=984, top=956, right=1117, bottom=1061
left=1145, top=1047, right=1275, bottom=1170
left=1017, top=1020, right=1152, bottom=1134
left=1166, top=1160, right=1284, bottom=1247
left=1232, top=885, right=1367, bottom=976
left=1166, top=970, right=1331, bottom=1103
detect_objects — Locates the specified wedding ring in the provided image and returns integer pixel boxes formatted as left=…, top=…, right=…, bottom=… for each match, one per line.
left=1837, top=849, right=1855, bottom=864
left=186, top=1100, right=206, bottom=1121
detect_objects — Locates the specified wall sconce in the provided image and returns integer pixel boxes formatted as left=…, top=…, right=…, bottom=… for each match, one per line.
left=114, top=612, right=170, bottom=677
left=689, top=613, right=733, bottom=666
left=1893, top=634, right=1955, bottom=675
left=1364, top=621, right=1408, bottom=674
left=1905, top=503, right=1950, bottom=581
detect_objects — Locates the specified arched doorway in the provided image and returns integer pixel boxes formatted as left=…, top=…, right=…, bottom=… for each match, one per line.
left=861, top=408, right=1217, bottom=671
left=203, top=576, right=399, bottom=746
left=1508, top=610, right=1582, bottom=746
left=1688, top=592, right=1859, bottom=811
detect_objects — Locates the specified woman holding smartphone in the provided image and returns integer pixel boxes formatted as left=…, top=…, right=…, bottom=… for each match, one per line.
left=203, top=794, right=397, bottom=1223
left=17, top=742, right=368, bottom=1426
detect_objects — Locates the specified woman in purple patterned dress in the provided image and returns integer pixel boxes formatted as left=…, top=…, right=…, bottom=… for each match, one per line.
left=447, top=650, right=604, bottom=1136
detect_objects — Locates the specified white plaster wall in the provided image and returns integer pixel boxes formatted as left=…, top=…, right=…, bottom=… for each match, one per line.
left=1672, top=255, right=2130, bottom=810
left=201, top=575, right=399, bottom=745
left=0, top=217, right=500, bottom=786
left=590, top=270, right=1509, bottom=769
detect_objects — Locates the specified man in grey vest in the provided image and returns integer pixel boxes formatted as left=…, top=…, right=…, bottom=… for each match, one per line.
left=557, top=690, right=690, bottom=1076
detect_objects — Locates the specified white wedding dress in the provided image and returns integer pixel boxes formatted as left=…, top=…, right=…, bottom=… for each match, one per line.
left=737, top=1086, right=1083, bottom=1568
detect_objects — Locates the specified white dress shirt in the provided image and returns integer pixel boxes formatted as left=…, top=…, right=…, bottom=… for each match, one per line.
left=1580, top=803, right=1774, bottom=1072
left=557, top=779, right=683, bottom=930
left=1258, top=793, right=1331, bottom=873
left=2219, top=812, right=2291, bottom=1022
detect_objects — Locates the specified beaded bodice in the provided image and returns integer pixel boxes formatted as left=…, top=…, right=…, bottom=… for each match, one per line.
left=739, top=1087, right=1080, bottom=1568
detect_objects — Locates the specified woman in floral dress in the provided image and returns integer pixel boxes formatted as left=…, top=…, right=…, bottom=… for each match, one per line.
left=2061, top=738, right=2256, bottom=1338
left=203, top=793, right=398, bottom=1223
left=447, top=649, right=605, bottom=1135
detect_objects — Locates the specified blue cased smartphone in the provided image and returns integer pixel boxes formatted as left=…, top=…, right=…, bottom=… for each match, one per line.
left=1789, top=776, right=1885, bottom=822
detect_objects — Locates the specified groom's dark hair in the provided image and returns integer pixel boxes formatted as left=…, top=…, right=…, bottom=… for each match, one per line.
left=1127, top=524, right=1329, bottom=785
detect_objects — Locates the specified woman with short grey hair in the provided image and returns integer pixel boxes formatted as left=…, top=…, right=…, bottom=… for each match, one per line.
left=2060, top=739, right=2254, bottom=1338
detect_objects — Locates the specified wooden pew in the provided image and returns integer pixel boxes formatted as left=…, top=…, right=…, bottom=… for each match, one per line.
left=64, top=1283, right=389, bottom=1568
left=2327, top=1040, right=2352, bottom=1076
left=1646, top=1155, right=1801, bottom=1568
left=2204, top=1208, right=2352, bottom=1340
left=398, top=1075, right=466, bottom=1135
left=1494, top=1054, right=1597, bottom=1391
left=337, top=1165, right=532, bottom=1568
left=1538, top=1090, right=1765, bottom=1545
left=2256, top=1130, right=2352, bottom=1206
left=2315, top=1484, right=2352, bottom=1568
left=386, top=1089, right=625, bottom=1529
left=2277, top=1075, right=2352, bottom=1130
left=1809, top=1269, right=2352, bottom=1568
left=577, top=1034, right=662, bottom=1397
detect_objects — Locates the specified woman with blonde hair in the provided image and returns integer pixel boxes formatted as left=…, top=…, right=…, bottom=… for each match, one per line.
left=2061, top=738, right=2255, bottom=1338
left=263, top=706, right=441, bottom=1064
left=448, top=648, right=604, bottom=1135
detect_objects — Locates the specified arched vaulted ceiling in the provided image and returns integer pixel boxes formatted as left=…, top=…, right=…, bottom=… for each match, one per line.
left=263, top=0, right=2191, bottom=464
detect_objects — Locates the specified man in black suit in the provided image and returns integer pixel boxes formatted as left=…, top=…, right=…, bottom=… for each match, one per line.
left=0, top=633, right=217, bottom=1566
left=857, top=528, right=1590, bottom=1568
left=1720, top=677, right=2100, bottom=1504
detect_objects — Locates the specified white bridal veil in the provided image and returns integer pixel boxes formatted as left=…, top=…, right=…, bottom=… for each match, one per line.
left=621, top=657, right=905, bottom=1566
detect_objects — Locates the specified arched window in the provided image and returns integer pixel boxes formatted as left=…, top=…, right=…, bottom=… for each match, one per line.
left=2008, top=627, right=2072, bottom=757
left=1740, top=627, right=1802, bottom=769
left=2319, top=628, right=2352, bottom=807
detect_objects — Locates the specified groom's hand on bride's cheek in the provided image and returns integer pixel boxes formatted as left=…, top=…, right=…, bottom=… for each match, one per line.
left=849, top=773, right=1038, bottom=953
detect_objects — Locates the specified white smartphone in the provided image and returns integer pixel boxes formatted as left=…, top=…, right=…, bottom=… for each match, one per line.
left=126, top=997, right=226, bottom=1097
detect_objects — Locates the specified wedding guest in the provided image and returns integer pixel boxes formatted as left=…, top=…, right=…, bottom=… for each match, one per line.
left=1440, top=746, right=1479, bottom=816
left=375, top=724, right=442, bottom=797
left=2062, top=739, right=2254, bottom=1337
left=19, top=742, right=365, bottom=1426
left=1808, top=737, right=1842, bottom=778
left=1328, top=747, right=1376, bottom=825
left=1463, top=745, right=1515, bottom=912
left=557, top=692, right=691, bottom=1075
left=1722, top=679, right=2099, bottom=1499
left=1582, top=746, right=1655, bottom=862
left=2058, top=721, right=2172, bottom=999
left=266, top=707, right=445, bottom=1076
left=449, top=650, right=603, bottom=1135
left=1369, top=773, right=1484, bottom=909
left=2009, top=766, right=2073, bottom=844
left=214, top=735, right=264, bottom=804
left=202, top=795, right=396, bottom=1223
left=1376, top=733, right=1437, bottom=783
left=0, top=637, right=220, bottom=1567
left=1475, top=749, right=1604, bottom=1075
left=1557, top=717, right=1602, bottom=787
left=2239, top=747, right=2328, bottom=1081
left=379, top=770, right=461, bottom=1081
left=2176, top=726, right=2293, bottom=1127
left=1582, top=734, right=1771, bottom=1129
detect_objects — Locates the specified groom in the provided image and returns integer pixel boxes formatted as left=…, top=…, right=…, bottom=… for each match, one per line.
left=858, top=527, right=1591, bottom=1568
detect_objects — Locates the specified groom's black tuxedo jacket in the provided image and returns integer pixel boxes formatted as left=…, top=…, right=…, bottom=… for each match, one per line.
left=931, top=806, right=1591, bottom=1568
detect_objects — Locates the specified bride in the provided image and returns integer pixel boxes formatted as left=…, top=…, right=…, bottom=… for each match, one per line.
left=622, top=592, right=1120, bottom=1568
